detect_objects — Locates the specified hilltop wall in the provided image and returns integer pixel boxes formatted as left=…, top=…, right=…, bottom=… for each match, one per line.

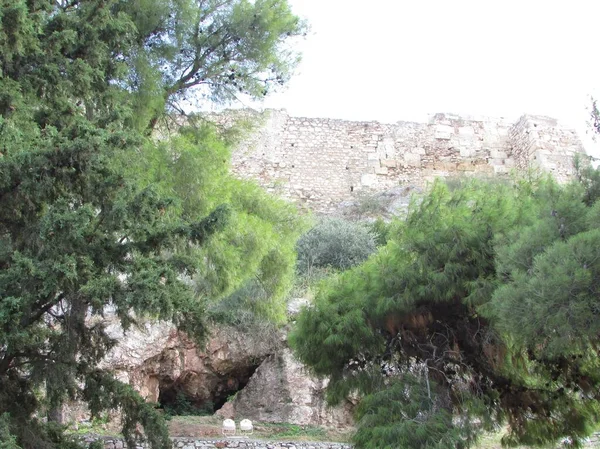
left=230, top=110, right=586, bottom=213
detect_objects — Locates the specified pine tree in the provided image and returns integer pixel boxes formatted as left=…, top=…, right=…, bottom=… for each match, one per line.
left=291, top=174, right=600, bottom=449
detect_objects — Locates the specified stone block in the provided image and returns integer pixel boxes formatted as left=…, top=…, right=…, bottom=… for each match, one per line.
left=483, top=125, right=499, bottom=136
left=433, top=161, right=456, bottom=171
left=457, top=162, right=475, bottom=171
left=374, top=166, right=388, bottom=175
left=367, top=152, right=379, bottom=160
left=434, top=124, right=454, bottom=140
left=404, top=153, right=421, bottom=166
left=377, top=137, right=395, bottom=153
left=361, top=173, right=377, bottom=186
left=381, top=159, right=398, bottom=168
left=459, top=147, right=475, bottom=157
left=458, top=126, right=475, bottom=136
left=413, top=147, right=426, bottom=155
left=490, top=150, right=508, bottom=159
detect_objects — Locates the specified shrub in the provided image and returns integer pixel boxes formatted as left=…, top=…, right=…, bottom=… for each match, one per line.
left=296, top=218, right=377, bottom=274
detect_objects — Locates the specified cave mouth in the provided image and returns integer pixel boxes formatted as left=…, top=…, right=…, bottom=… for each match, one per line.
left=158, top=363, right=260, bottom=415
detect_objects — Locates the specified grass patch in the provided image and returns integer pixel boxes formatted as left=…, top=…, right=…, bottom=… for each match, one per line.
left=167, top=415, right=352, bottom=442
left=255, top=422, right=328, bottom=440
left=67, top=415, right=121, bottom=437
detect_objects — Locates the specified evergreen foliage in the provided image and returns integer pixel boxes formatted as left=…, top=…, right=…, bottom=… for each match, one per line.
left=296, top=217, right=377, bottom=274
left=353, top=376, right=480, bottom=449
left=290, top=172, right=600, bottom=449
left=0, top=1, right=305, bottom=448
left=0, top=415, right=19, bottom=449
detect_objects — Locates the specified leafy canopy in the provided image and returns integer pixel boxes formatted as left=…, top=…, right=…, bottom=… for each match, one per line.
left=0, top=0, right=305, bottom=448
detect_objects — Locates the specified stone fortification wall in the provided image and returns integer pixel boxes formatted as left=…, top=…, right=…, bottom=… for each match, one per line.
left=509, top=115, right=583, bottom=181
left=230, top=110, right=585, bottom=213
left=88, top=436, right=351, bottom=449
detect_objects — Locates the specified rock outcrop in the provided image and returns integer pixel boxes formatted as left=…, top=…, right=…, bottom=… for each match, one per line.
left=221, top=348, right=353, bottom=428
left=102, top=317, right=281, bottom=411
left=72, top=313, right=353, bottom=428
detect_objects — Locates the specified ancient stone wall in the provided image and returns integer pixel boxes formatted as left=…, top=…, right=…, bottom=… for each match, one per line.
left=85, top=432, right=600, bottom=449
left=87, top=436, right=352, bottom=449
left=230, top=110, right=586, bottom=213
left=509, top=115, right=584, bottom=181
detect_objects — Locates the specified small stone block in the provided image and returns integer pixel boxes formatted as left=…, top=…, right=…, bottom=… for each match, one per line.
left=404, top=153, right=421, bottom=165
left=361, top=173, right=377, bottom=186
left=434, top=124, right=454, bottom=140
left=459, top=147, right=474, bottom=157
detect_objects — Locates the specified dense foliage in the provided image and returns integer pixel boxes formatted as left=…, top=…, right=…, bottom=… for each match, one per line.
left=291, top=172, right=600, bottom=448
left=296, top=217, right=377, bottom=274
left=0, top=1, right=305, bottom=448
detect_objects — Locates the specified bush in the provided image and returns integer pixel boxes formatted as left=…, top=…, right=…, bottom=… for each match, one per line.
left=296, top=218, right=377, bottom=274
left=369, top=218, right=392, bottom=246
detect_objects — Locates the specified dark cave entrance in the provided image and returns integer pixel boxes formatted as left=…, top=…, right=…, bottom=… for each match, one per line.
left=157, top=363, right=260, bottom=415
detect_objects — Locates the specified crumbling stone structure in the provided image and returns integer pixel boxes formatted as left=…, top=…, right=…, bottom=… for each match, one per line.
left=230, top=110, right=586, bottom=213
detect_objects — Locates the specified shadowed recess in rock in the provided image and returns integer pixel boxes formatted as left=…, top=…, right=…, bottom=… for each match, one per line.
left=158, top=364, right=261, bottom=415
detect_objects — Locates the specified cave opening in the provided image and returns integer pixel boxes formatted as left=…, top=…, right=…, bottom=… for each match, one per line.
left=157, top=363, right=261, bottom=415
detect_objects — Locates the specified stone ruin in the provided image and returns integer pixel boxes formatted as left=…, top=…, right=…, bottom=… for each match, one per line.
left=230, top=110, right=587, bottom=213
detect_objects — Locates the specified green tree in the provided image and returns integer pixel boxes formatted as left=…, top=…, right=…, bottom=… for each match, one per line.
left=290, top=175, right=600, bottom=449
left=117, top=0, right=307, bottom=130
left=0, top=1, right=305, bottom=448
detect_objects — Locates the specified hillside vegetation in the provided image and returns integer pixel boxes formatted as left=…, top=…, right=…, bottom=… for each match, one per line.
left=292, top=166, right=600, bottom=449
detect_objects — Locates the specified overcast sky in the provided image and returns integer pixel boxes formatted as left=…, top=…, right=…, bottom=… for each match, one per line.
left=249, top=0, right=600, bottom=156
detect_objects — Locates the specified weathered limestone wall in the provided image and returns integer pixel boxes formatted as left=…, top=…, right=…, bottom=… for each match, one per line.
left=509, top=115, right=583, bottom=182
left=230, top=110, right=586, bottom=213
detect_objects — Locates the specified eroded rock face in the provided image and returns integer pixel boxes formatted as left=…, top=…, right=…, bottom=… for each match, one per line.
left=221, top=348, right=354, bottom=428
left=69, top=313, right=353, bottom=429
left=99, top=316, right=281, bottom=411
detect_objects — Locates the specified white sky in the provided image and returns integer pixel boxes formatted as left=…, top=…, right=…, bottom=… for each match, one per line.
left=250, top=0, right=600, bottom=157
